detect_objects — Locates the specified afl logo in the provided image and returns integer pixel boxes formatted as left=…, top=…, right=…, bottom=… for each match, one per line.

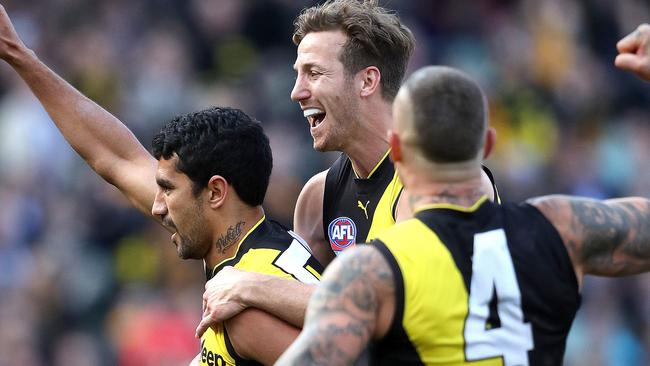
left=328, top=217, right=357, bottom=252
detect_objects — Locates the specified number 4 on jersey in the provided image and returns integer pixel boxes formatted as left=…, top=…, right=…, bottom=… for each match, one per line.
left=464, top=229, right=534, bottom=366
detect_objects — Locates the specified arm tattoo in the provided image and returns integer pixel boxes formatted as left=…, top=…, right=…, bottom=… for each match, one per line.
left=277, top=246, right=394, bottom=365
left=533, top=196, right=650, bottom=276
left=215, top=221, right=244, bottom=254
left=570, top=198, right=650, bottom=275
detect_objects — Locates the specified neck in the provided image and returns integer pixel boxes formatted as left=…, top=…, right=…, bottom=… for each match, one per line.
left=345, top=100, right=392, bottom=178
left=204, top=205, right=265, bottom=270
left=406, top=181, right=486, bottom=212
left=401, top=160, right=487, bottom=212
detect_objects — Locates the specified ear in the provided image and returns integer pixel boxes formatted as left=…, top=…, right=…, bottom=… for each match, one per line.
left=483, top=127, right=496, bottom=160
left=207, top=175, right=228, bottom=209
left=388, top=130, right=402, bottom=162
left=359, top=66, right=381, bottom=97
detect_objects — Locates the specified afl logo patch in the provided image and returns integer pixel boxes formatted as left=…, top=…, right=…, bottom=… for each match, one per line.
left=328, top=217, right=357, bottom=253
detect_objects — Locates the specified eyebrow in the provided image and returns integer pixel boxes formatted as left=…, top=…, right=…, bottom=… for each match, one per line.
left=293, top=62, right=318, bottom=72
left=156, top=177, right=174, bottom=189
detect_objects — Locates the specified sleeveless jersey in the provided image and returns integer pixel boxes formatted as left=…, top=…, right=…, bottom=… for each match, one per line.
left=199, top=217, right=323, bottom=366
left=323, top=151, right=500, bottom=255
left=371, top=197, right=580, bottom=366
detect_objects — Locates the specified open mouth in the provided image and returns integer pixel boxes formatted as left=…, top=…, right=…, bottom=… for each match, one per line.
left=304, top=108, right=326, bottom=128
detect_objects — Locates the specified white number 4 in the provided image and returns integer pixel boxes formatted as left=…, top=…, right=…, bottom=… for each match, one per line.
left=464, top=229, right=534, bottom=366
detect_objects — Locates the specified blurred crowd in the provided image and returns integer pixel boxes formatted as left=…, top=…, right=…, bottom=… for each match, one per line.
left=0, top=0, right=649, bottom=365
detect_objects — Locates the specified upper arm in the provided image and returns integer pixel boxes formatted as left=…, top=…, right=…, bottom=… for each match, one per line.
left=105, top=154, right=160, bottom=218
left=529, top=195, right=650, bottom=279
left=226, top=308, right=300, bottom=365
left=294, top=170, right=334, bottom=266
left=276, top=246, right=395, bottom=365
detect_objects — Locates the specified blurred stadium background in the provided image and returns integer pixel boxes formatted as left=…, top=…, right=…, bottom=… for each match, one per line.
left=0, top=0, right=648, bottom=365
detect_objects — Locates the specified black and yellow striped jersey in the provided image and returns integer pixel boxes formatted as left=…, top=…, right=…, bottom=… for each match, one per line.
left=371, top=197, right=580, bottom=365
left=323, top=151, right=500, bottom=255
left=199, top=216, right=323, bottom=366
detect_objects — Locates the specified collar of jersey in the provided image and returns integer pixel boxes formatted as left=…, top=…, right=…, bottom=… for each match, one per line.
left=353, top=149, right=391, bottom=179
left=210, top=215, right=266, bottom=276
left=414, top=195, right=489, bottom=213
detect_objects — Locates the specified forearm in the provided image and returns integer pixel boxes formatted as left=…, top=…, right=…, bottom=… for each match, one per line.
left=6, top=44, right=151, bottom=182
left=243, top=273, right=315, bottom=328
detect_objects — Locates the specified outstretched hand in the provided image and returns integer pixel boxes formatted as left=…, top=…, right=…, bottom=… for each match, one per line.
left=615, top=24, right=650, bottom=82
left=0, top=4, right=28, bottom=62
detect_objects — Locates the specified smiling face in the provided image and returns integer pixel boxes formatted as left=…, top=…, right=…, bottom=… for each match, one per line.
left=291, top=30, right=361, bottom=152
left=151, top=155, right=212, bottom=260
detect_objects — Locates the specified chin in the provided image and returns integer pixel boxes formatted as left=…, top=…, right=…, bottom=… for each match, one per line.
left=313, top=143, right=327, bottom=152
left=313, top=139, right=335, bottom=152
left=176, top=244, right=197, bottom=260
left=176, top=249, right=191, bottom=260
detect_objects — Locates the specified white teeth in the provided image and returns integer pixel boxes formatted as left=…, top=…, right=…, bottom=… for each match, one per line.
left=303, top=108, right=324, bottom=118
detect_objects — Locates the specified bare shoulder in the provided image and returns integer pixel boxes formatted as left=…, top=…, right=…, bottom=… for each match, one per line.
left=528, top=195, right=650, bottom=278
left=295, top=170, right=327, bottom=216
left=294, top=170, right=333, bottom=265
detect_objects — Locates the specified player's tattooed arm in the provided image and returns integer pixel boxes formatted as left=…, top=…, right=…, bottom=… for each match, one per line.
left=276, top=246, right=394, bottom=366
left=530, top=195, right=650, bottom=278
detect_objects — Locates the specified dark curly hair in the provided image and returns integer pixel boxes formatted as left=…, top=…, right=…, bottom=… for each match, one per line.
left=152, top=107, right=272, bottom=206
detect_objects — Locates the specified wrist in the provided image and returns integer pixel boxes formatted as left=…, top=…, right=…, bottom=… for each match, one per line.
left=5, top=41, right=35, bottom=68
left=239, top=271, right=268, bottom=307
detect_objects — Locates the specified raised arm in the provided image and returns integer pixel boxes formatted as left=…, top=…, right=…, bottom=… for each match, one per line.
left=276, top=246, right=395, bottom=366
left=0, top=5, right=157, bottom=216
left=615, top=23, right=650, bottom=82
left=529, top=195, right=650, bottom=284
left=294, top=170, right=335, bottom=266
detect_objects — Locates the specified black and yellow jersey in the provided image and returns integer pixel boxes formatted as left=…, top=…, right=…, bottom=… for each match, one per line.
left=323, top=151, right=500, bottom=255
left=199, top=216, right=323, bottom=366
left=371, top=197, right=580, bottom=365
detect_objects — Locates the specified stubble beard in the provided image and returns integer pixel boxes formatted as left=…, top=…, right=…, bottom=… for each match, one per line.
left=316, top=89, right=360, bottom=153
left=175, top=200, right=210, bottom=260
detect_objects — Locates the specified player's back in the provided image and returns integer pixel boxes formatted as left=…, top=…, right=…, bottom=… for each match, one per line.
left=371, top=196, right=580, bottom=366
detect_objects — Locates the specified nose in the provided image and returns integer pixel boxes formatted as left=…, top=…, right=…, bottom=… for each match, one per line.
left=151, top=189, right=168, bottom=218
left=291, top=74, right=311, bottom=102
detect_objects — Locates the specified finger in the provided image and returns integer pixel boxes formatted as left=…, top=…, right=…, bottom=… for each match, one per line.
left=617, top=29, right=641, bottom=54
left=196, top=316, right=210, bottom=338
left=615, top=53, right=644, bottom=72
